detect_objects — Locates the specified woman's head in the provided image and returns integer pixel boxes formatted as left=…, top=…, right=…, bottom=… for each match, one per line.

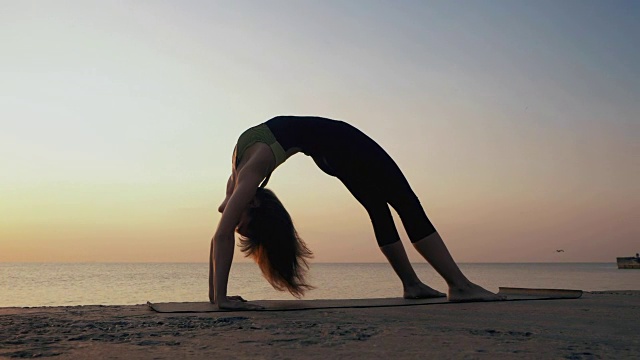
left=238, top=188, right=313, bottom=298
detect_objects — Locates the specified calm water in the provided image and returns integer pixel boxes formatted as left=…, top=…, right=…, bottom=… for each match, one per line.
left=0, top=262, right=638, bottom=307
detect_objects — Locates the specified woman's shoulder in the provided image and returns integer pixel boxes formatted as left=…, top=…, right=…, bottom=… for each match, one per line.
left=267, top=115, right=336, bottom=121
left=236, top=143, right=275, bottom=173
left=266, top=115, right=339, bottom=127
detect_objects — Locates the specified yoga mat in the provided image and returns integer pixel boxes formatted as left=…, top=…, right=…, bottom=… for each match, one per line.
left=147, top=287, right=582, bottom=313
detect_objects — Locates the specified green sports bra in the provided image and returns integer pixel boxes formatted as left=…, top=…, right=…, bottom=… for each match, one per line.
left=234, top=124, right=287, bottom=186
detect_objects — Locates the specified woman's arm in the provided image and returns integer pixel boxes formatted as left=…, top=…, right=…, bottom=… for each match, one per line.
left=217, top=173, right=235, bottom=214
left=208, top=237, right=215, bottom=303
left=210, top=173, right=235, bottom=302
left=210, top=166, right=265, bottom=309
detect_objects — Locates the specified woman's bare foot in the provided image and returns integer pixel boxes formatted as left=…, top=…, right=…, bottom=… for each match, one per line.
left=404, top=283, right=446, bottom=299
left=448, top=282, right=505, bottom=302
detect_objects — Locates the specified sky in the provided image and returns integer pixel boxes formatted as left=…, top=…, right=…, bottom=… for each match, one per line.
left=1, top=0, right=638, bottom=263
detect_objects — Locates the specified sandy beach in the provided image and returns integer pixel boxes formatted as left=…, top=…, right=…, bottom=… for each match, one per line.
left=1, top=291, right=638, bottom=359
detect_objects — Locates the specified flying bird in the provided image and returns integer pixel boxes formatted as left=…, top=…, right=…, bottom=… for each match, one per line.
left=556, top=250, right=565, bottom=253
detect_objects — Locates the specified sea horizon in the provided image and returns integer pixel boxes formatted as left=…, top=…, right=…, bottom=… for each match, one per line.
left=2, top=262, right=638, bottom=308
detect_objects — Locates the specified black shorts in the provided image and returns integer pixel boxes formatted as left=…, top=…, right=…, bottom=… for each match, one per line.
left=267, top=116, right=437, bottom=246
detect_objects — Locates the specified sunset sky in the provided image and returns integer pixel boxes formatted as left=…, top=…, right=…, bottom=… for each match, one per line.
left=1, top=1, right=638, bottom=263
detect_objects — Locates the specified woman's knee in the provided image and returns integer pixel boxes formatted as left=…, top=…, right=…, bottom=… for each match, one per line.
left=391, top=194, right=437, bottom=242
left=363, top=203, right=401, bottom=247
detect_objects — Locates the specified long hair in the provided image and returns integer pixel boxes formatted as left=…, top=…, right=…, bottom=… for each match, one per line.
left=238, top=188, right=313, bottom=297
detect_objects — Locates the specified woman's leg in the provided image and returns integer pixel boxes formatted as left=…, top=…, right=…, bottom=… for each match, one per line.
left=379, top=241, right=445, bottom=298
left=339, top=178, right=444, bottom=298
left=319, top=124, right=501, bottom=300
left=411, top=233, right=504, bottom=301
left=388, top=173, right=504, bottom=301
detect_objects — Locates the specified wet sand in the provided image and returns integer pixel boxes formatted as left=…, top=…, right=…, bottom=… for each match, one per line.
left=1, top=291, right=638, bottom=359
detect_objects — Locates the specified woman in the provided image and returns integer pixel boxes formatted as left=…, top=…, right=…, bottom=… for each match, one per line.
left=210, top=116, right=502, bottom=310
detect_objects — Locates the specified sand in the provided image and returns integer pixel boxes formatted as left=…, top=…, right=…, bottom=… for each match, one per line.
left=0, top=291, right=638, bottom=359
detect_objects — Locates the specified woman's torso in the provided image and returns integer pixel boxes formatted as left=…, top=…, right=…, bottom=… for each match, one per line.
left=235, top=116, right=395, bottom=181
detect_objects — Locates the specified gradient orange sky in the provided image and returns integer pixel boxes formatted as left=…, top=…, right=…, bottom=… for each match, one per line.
left=1, top=1, right=638, bottom=263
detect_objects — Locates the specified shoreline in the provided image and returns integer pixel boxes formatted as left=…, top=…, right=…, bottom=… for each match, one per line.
left=1, top=290, right=638, bottom=311
left=1, top=291, right=638, bottom=359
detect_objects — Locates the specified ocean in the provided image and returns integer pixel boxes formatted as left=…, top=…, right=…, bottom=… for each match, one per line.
left=1, top=262, right=638, bottom=307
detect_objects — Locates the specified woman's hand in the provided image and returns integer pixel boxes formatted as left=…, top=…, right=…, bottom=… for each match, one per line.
left=209, top=294, right=246, bottom=304
left=217, top=299, right=264, bottom=311
left=228, top=295, right=247, bottom=302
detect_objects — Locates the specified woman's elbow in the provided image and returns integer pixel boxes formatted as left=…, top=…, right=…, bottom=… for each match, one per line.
left=213, top=228, right=235, bottom=244
left=218, top=198, right=229, bottom=213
